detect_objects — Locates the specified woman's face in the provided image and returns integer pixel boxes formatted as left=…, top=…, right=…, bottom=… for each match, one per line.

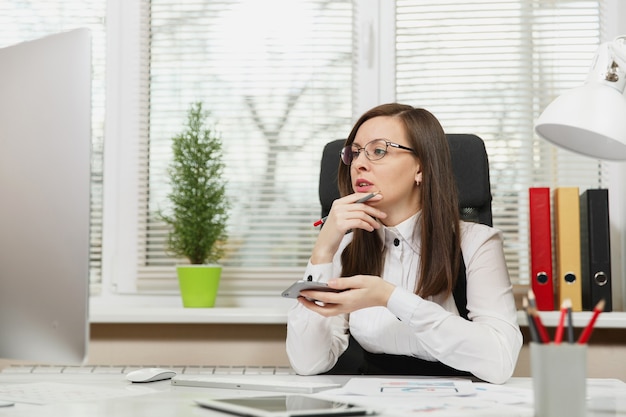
left=350, top=115, right=422, bottom=226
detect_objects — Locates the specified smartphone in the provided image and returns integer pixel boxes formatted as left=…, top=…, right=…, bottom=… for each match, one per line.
left=195, top=394, right=375, bottom=417
left=281, top=281, right=344, bottom=299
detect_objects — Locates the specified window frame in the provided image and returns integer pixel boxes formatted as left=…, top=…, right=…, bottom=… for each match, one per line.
left=99, top=0, right=626, bottom=313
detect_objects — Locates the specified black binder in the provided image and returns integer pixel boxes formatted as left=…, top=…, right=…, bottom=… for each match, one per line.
left=580, top=189, right=612, bottom=311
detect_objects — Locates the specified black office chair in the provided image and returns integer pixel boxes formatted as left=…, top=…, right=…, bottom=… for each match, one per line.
left=318, top=134, right=493, bottom=226
left=317, top=133, right=492, bottom=376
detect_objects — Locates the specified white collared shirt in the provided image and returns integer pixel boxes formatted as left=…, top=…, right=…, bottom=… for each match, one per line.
left=286, top=214, right=523, bottom=384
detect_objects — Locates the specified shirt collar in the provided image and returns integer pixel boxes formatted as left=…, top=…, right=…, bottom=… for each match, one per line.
left=377, top=211, right=422, bottom=253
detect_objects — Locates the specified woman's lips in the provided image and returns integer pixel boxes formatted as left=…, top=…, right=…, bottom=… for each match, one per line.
left=354, top=180, right=374, bottom=193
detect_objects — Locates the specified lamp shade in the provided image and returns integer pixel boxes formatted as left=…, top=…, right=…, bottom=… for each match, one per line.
left=535, top=36, right=626, bottom=160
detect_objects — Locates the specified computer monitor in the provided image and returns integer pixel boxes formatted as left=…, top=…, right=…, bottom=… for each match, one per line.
left=0, top=29, right=91, bottom=364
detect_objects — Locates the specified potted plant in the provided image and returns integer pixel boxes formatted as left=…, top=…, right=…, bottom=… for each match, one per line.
left=160, top=102, right=230, bottom=307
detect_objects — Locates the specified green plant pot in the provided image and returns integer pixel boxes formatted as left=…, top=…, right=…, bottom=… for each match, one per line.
left=176, top=265, right=221, bottom=308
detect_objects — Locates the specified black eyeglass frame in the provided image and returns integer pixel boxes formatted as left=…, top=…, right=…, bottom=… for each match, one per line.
left=340, top=139, right=416, bottom=165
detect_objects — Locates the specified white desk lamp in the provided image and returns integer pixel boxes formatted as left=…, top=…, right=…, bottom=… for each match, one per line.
left=535, top=35, right=626, bottom=160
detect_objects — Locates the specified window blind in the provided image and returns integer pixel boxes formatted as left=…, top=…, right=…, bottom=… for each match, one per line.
left=395, top=0, right=608, bottom=284
left=137, top=0, right=609, bottom=292
left=136, top=0, right=354, bottom=294
left=2, top=0, right=612, bottom=296
left=0, top=1, right=106, bottom=293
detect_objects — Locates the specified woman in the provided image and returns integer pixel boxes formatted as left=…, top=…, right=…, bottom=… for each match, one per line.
left=286, top=103, right=522, bottom=384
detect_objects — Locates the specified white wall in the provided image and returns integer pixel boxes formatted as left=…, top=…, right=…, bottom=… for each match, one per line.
left=605, top=0, right=626, bottom=311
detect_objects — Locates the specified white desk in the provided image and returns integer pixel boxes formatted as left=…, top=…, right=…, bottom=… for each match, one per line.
left=0, top=370, right=625, bottom=416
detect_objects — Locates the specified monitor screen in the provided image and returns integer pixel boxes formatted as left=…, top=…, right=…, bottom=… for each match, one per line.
left=0, top=29, right=91, bottom=365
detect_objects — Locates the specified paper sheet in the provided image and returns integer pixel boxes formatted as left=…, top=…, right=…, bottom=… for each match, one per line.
left=340, top=378, right=476, bottom=397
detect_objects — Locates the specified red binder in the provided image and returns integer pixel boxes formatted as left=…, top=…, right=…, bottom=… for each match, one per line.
left=529, top=187, right=555, bottom=310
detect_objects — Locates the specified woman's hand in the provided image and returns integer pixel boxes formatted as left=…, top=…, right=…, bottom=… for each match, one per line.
left=298, top=275, right=395, bottom=317
left=310, top=193, right=386, bottom=264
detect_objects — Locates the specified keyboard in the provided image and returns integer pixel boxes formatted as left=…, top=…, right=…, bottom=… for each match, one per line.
left=1, top=364, right=296, bottom=375
left=172, top=374, right=341, bottom=394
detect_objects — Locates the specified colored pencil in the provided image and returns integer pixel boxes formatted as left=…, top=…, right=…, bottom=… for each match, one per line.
left=528, top=306, right=550, bottom=344
left=554, top=299, right=571, bottom=345
left=577, top=299, right=606, bottom=344
left=567, top=303, right=574, bottom=343
left=524, top=297, right=541, bottom=343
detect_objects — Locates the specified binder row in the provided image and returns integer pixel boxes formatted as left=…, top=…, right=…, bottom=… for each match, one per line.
left=529, top=187, right=612, bottom=312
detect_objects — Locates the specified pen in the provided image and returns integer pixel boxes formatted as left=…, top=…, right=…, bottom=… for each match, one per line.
left=523, top=297, right=540, bottom=344
left=313, top=192, right=379, bottom=227
left=577, top=299, right=605, bottom=344
left=554, top=299, right=571, bottom=345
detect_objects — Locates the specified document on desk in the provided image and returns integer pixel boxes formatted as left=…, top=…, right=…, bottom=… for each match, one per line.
left=340, top=378, right=476, bottom=397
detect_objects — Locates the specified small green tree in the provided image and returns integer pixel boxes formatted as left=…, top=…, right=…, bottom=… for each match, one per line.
left=160, top=102, right=229, bottom=265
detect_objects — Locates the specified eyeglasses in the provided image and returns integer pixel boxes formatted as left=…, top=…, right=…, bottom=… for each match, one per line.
left=340, top=138, right=415, bottom=165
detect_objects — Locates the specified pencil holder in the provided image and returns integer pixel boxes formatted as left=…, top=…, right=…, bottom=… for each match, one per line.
left=530, top=342, right=587, bottom=417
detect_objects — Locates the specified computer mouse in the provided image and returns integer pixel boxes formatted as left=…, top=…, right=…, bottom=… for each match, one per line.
left=126, top=367, right=177, bottom=383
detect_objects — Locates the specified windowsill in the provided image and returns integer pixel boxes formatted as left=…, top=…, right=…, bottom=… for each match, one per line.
left=90, top=306, right=291, bottom=324
left=90, top=294, right=626, bottom=327
left=516, top=310, right=626, bottom=329
left=89, top=294, right=294, bottom=324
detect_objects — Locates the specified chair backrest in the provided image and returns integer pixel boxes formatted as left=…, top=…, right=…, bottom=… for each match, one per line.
left=318, top=134, right=493, bottom=226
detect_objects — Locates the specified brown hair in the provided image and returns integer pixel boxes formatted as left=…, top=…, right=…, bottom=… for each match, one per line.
left=337, top=103, right=461, bottom=298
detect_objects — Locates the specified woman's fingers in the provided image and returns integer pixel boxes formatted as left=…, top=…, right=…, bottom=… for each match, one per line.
left=298, top=275, right=395, bottom=316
